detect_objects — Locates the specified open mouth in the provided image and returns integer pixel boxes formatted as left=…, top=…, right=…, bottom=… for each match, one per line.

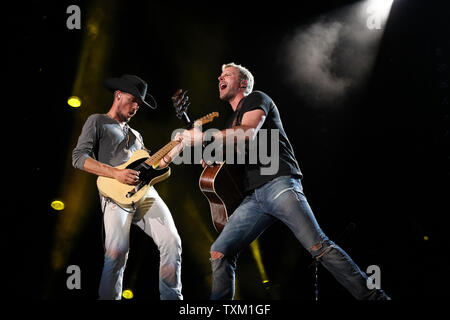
left=219, top=82, right=227, bottom=91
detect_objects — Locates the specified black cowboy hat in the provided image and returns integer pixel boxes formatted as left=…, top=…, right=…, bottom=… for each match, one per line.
left=103, top=74, right=157, bottom=109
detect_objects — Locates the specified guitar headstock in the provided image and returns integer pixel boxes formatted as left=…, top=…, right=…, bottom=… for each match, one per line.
left=172, top=89, right=218, bottom=128
left=172, top=89, right=190, bottom=120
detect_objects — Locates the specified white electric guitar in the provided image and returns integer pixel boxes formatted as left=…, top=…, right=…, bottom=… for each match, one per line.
left=97, top=112, right=218, bottom=209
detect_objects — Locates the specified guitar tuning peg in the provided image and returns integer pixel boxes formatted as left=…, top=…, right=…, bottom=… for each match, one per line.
left=180, top=90, right=188, bottom=100
left=172, top=89, right=182, bottom=101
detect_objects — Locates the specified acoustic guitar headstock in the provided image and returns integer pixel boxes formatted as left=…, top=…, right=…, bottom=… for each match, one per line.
left=172, top=89, right=191, bottom=125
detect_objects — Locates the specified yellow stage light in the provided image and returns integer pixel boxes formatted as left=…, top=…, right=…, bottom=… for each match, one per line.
left=45, top=1, right=118, bottom=299
left=51, top=200, right=65, bottom=211
left=250, top=240, right=269, bottom=285
left=122, top=289, right=134, bottom=299
left=67, top=96, right=82, bottom=108
left=423, top=236, right=429, bottom=241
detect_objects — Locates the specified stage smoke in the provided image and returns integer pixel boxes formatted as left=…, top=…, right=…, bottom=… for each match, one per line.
left=280, top=1, right=393, bottom=107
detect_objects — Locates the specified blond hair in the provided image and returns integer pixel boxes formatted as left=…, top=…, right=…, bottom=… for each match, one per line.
left=222, top=62, right=254, bottom=96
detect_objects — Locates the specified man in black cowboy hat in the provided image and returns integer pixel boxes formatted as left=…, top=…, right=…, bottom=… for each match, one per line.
left=72, top=74, right=183, bottom=300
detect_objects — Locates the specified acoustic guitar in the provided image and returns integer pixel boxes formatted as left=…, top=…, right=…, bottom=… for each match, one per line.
left=172, top=89, right=245, bottom=233
left=198, top=162, right=245, bottom=232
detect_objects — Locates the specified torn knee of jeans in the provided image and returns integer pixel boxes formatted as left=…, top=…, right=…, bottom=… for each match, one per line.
left=105, top=248, right=128, bottom=262
left=160, top=263, right=177, bottom=284
left=310, top=242, right=334, bottom=260
left=210, top=251, right=224, bottom=261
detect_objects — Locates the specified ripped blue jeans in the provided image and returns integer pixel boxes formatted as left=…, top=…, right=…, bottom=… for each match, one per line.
left=210, top=175, right=390, bottom=300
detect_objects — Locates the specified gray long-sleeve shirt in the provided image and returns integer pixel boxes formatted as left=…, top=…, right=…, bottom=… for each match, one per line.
left=72, top=114, right=146, bottom=170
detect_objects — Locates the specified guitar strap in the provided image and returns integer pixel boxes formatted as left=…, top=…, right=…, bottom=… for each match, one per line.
left=126, top=125, right=151, bottom=154
left=231, top=98, right=246, bottom=127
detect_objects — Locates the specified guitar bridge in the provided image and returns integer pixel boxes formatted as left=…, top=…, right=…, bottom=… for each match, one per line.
left=126, top=182, right=145, bottom=198
left=126, top=189, right=136, bottom=198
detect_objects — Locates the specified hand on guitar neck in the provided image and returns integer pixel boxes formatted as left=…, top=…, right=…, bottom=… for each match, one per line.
left=158, top=136, right=184, bottom=168
left=174, top=126, right=204, bottom=147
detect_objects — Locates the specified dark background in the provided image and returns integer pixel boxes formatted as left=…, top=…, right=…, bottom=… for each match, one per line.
left=6, top=0, right=449, bottom=301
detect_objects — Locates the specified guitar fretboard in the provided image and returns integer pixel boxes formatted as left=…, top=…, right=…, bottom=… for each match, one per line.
left=143, top=111, right=219, bottom=167
left=144, top=140, right=180, bottom=166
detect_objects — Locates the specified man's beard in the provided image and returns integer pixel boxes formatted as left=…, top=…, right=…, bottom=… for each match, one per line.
left=220, top=90, right=234, bottom=102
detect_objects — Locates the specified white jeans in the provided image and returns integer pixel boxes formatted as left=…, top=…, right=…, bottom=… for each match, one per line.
left=98, top=186, right=182, bottom=300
